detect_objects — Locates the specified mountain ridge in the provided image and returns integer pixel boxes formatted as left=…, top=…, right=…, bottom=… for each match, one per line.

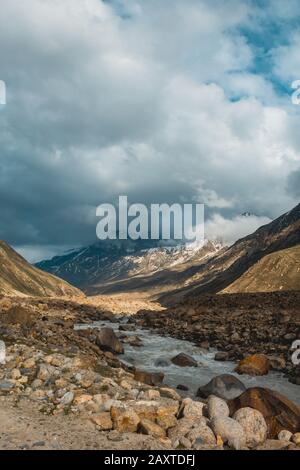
left=0, top=240, right=83, bottom=298
left=222, top=245, right=300, bottom=294
left=36, top=239, right=224, bottom=295
left=160, top=203, right=300, bottom=303
left=35, top=203, right=300, bottom=301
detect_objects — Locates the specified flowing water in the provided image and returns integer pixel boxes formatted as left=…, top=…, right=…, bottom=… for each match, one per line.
left=75, top=319, right=300, bottom=407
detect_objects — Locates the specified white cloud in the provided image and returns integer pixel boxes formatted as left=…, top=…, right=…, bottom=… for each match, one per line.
left=205, top=213, right=272, bottom=245
left=272, top=32, right=300, bottom=84
left=0, top=0, right=299, bottom=255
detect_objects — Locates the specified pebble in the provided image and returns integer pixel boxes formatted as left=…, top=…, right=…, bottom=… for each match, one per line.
left=59, top=391, right=74, bottom=406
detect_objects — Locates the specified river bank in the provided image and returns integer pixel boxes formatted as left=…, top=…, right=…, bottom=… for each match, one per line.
left=0, top=294, right=300, bottom=450
left=135, top=291, right=300, bottom=385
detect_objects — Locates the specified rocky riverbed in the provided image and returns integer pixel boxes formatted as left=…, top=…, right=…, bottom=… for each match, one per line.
left=0, top=294, right=300, bottom=451
left=135, top=292, right=300, bottom=385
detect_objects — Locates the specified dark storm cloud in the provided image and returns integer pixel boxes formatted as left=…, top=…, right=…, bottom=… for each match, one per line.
left=288, top=168, right=300, bottom=198
left=0, top=0, right=299, bottom=261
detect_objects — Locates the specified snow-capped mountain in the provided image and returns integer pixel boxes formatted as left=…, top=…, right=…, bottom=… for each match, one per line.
left=36, top=239, right=223, bottom=295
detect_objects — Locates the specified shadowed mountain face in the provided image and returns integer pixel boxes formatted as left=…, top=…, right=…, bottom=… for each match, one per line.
left=160, top=203, right=300, bottom=303
left=223, top=245, right=300, bottom=294
left=36, top=239, right=223, bottom=296
left=0, top=241, right=83, bottom=298
left=36, top=203, right=300, bottom=301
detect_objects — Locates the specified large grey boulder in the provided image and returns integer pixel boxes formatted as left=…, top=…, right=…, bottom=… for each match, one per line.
left=197, top=374, right=246, bottom=400
left=207, top=396, right=230, bottom=419
left=233, top=407, right=268, bottom=448
left=210, top=416, right=247, bottom=450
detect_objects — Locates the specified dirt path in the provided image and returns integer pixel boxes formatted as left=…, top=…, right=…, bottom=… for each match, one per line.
left=0, top=397, right=170, bottom=450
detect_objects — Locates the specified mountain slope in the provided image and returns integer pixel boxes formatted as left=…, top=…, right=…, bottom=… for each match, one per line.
left=222, top=245, right=300, bottom=293
left=160, top=203, right=300, bottom=303
left=0, top=241, right=83, bottom=298
left=36, top=203, right=300, bottom=301
left=36, top=240, right=223, bottom=295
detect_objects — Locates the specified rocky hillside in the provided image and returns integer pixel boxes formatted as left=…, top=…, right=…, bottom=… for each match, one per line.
left=161, top=203, right=300, bottom=303
left=0, top=241, right=83, bottom=297
left=223, top=245, right=300, bottom=294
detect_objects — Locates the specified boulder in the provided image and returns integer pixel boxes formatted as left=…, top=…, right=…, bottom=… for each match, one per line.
left=130, top=399, right=179, bottom=430
left=156, top=401, right=179, bottom=429
left=22, top=358, right=36, bottom=369
left=210, top=416, right=247, bottom=450
left=235, top=354, right=269, bottom=376
left=179, top=436, right=192, bottom=449
left=214, top=352, right=229, bottom=362
left=134, top=370, right=164, bottom=386
left=96, top=328, right=124, bottom=354
left=228, top=387, right=300, bottom=438
left=1, top=305, right=35, bottom=326
left=159, top=387, right=181, bottom=401
left=254, top=439, right=291, bottom=450
left=10, top=369, right=21, bottom=380
left=196, top=374, right=246, bottom=400
left=90, top=412, right=113, bottom=430
left=137, top=389, right=160, bottom=401
left=73, top=394, right=93, bottom=406
left=139, top=419, right=166, bottom=439
left=180, top=398, right=205, bottom=419
left=292, top=433, right=300, bottom=445
left=171, top=353, right=197, bottom=367
left=187, top=425, right=216, bottom=446
left=278, top=430, right=292, bottom=442
left=207, top=396, right=229, bottom=420
left=233, top=407, right=268, bottom=448
left=111, top=405, right=140, bottom=433
left=268, top=356, right=286, bottom=371
left=122, top=335, right=143, bottom=347
left=168, top=416, right=208, bottom=443
left=37, top=364, right=54, bottom=381
left=177, top=384, right=189, bottom=391
left=119, top=324, right=136, bottom=332
left=0, top=381, right=14, bottom=392
left=59, top=391, right=74, bottom=406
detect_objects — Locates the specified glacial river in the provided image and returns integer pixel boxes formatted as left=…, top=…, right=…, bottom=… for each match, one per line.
left=75, top=319, right=300, bottom=407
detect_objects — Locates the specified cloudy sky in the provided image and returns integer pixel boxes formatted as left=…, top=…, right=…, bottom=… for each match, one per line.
left=0, top=0, right=300, bottom=261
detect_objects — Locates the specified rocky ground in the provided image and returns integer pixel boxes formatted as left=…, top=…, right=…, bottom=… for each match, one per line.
left=0, top=293, right=300, bottom=451
left=136, top=292, right=300, bottom=384
left=83, top=293, right=165, bottom=316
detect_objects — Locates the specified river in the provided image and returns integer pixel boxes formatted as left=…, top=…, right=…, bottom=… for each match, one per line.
left=75, top=319, right=300, bottom=407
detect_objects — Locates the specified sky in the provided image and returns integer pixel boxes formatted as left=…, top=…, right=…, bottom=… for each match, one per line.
left=0, top=0, right=300, bottom=262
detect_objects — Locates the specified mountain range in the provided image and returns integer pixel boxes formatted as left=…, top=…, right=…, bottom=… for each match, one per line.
left=36, top=239, right=223, bottom=296
left=36, top=203, right=300, bottom=301
left=0, top=203, right=299, bottom=300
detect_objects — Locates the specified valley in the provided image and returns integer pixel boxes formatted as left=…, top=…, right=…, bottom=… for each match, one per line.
left=0, top=292, right=299, bottom=450
left=0, top=204, right=299, bottom=450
